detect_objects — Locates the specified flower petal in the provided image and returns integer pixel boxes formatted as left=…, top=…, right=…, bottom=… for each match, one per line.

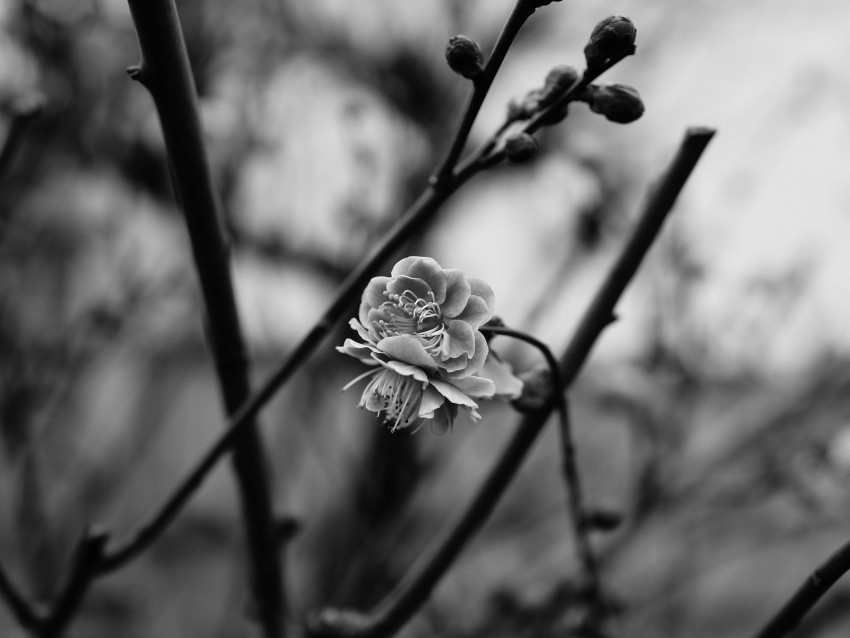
left=391, top=256, right=447, bottom=303
left=479, top=352, right=524, bottom=399
left=382, top=358, right=430, bottom=383
left=451, top=375, right=496, bottom=398
left=359, top=276, right=391, bottom=325
left=468, top=278, right=496, bottom=315
left=441, top=319, right=475, bottom=359
left=429, top=379, right=479, bottom=409
left=443, top=332, right=489, bottom=378
left=377, top=334, right=438, bottom=371
left=337, top=339, right=380, bottom=364
left=441, top=270, right=471, bottom=318
left=454, top=295, right=493, bottom=330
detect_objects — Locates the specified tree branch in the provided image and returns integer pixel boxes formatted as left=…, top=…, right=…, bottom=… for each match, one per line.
left=0, top=557, right=41, bottom=631
left=751, top=539, right=850, bottom=638
left=305, top=127, right=716, bottom=638
left=124, top=1, right=283, bottom=635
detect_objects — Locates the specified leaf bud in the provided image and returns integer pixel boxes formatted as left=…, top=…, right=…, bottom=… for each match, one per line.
left=586, top=83, right=644, bottom=123
left=503, top=131, right=538, bottom=164
left=584, top=16, right=636, bottom=70
left=445, top=35, right=484, bottom=80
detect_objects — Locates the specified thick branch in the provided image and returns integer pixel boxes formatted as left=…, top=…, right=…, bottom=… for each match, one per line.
left=125, top=1, right=283, bottom=636
left=751, top=539, right=850, bottom=638
left=306, top=127, right=716, bottom=638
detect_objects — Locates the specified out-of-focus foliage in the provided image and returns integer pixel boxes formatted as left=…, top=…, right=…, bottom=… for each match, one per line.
left=2, top=0, right=850, bottom=637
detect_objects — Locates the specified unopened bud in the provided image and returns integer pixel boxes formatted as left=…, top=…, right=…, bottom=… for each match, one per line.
left=512, top=367, right=553, bottom=412
left=445, top=35, right=484, bottom=80
left=540, top=65, right=580, bottom=106
left=503, top=132, right=538, bottom=164
left=533, top=0, right=563, bottom=6
left=586, top=83, right=644, bottom=123
left=584, top=16, right=636, bottom=70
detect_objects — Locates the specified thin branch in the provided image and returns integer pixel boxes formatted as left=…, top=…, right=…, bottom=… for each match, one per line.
left=432, top=0, right=542, bottom=186
left=482, top=326, right=604, bottom=619
left=0, top=558, right=41, bottom=631
left=0, top=92, right=44, bottom=185
left=124, top=1, right=283, bottom=636
left=40, top=528, right=108, bottom=638
left=751, top=539, right=850, bottom=638
left=305, top=127, right=716, bottom=638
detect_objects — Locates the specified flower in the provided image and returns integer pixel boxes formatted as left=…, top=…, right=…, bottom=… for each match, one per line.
left=337, top=256, right=523, bottom=434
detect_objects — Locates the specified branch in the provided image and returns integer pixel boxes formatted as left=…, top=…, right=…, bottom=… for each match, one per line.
left=124, top=1, right=283, bottom=635
left=305, top=127, right=716, bottom=638
left=0, top=558, right=41, bottom=631
left=432, top=0, right=542, bottom=186
left=482, top=326, right=602, bottom=598
left=751, top=539, right=850, bottom=638
left=40, top=528, right=108, bottom=638
left=0, top=92, right=44, bottom=186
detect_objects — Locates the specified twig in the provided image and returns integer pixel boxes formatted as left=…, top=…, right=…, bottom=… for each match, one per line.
left=305, top=128, right=716, bottom=638
left=481, top=325, right=602, bottom=606
left=0, top=558, right=41, bottom=631
left=751, top=539, right=850, bottom=638
left=124, top=1, right=283, bottom=636
left=432, top=0, right=542, bottom=186
left=39, top=528, right=108, bottom=638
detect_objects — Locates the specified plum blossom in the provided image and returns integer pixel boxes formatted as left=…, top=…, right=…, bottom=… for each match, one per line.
left=337, top=256, right=523, bottom=434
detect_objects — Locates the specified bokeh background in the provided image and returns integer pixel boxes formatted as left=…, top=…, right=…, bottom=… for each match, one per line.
left=2, top=0, right=850, bottom=636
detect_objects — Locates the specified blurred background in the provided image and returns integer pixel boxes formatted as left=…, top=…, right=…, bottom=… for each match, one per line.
left=2, top=0, right=850, bottom=636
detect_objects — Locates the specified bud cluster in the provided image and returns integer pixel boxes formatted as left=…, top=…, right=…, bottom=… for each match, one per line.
left=506, top=64, right=580, bottom=126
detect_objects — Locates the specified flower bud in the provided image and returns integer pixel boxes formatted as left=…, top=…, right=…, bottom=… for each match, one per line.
left=540, top=65, right=580, bottom=106
left=445, top=35, right=484, bottom=80
left=584, top=16, right=636, bottom=70
left=503, top=132, right=538, bottom=164
left=587, top=83, right=644, bottom=123
left=511, top=367, right=553, bottom=413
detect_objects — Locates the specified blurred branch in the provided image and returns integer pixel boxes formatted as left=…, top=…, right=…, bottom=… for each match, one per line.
left=305, top=127, right=716, bottom=638
left=0, top=93, right=44, bottom=187
left=0, top=559, right=41, bottom=631
left=751, top=539, right=850, bottom=638
left=124, top=0, right=283, bottom=636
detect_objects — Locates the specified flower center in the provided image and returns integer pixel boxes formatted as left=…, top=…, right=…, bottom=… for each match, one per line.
left=362, top=369, right=424, bottom=431
left=376, top=289, right=446, bottom=356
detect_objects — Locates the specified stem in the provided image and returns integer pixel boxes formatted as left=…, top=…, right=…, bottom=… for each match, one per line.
left=482, top=326, right=603, bottom=613
left=751, top=539, right=850, bottom=638
left=432, top=0, right=541, bottom=186
left=124, top=1, right=283, bottom=635
left=305, top=127, right=716, bottom=638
